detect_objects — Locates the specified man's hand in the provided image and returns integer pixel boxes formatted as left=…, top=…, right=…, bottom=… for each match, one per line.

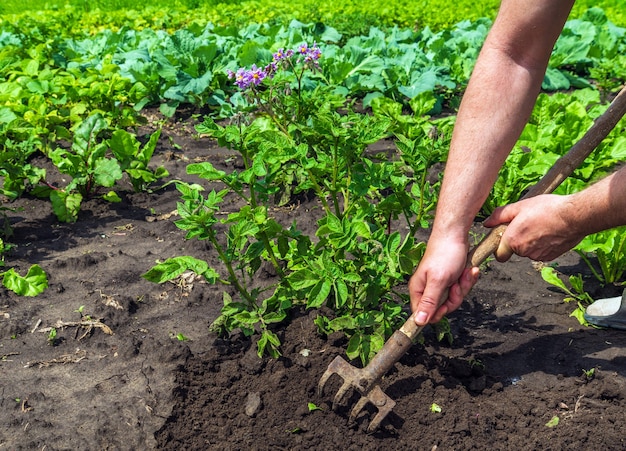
left=409, top=238, right=480, bottom=326
left=484, top=194, right=583, bottom=262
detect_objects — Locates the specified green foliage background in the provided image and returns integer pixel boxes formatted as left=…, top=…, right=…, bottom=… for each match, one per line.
left=0, top=0, right=624, bottom=36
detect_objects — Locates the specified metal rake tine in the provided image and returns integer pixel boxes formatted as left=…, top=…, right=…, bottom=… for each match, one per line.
left=367, top=409, right=392, bottom=433
left=317, top=367, right=335, bottom=396
left=318, top=355, right=396, bottom=430
left=348, top=395, right=370, bottom=424
left=365, top=385, right=396, bottom=433
left=332, top=380, right=354, bottom=410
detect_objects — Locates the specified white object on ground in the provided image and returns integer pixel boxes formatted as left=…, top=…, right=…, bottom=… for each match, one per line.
left=585, top=296, right=622, bottom=317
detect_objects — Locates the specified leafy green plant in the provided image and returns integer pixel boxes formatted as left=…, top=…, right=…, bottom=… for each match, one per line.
left=545, top=416, right=560, bottom=428
left=582, top=367, right=596, bottom=380
left=540, top=266, right=594, bottom=326
left=574, top=226, right=626, bottom=286
left=144, top=43, right=436, bottom=362
left=74, top=305, right=93, bottom=321
left=44, top=114, right=122, bottom=221
left=307, top=402, right=323, bottom=412
left=142, top=186, right=305, bottom=358
left=0, top=135, right=46, bottom=200
left=41, top=114, right=166, bottom=222
left=109, top=128, right=169, bottom=192
left=430, top=403, right=442, bottom=413
left=0, top=206, right=48, bottom=297
left=174, top=332, right=189, bottom=341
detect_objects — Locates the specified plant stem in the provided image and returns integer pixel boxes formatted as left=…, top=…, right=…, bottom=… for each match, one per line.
left=258, top=230, right=287, bottom=279
left=208, top=234, right=256, bottom=306
left=575, top=250, right=605, bottom=284
left=330, top=136, right=341, bottom=217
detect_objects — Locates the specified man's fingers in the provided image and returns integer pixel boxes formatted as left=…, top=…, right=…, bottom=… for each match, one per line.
left=413, top=295, right=440, bottom=325
left=459, top=266, right=480, bottom=295
left=414, top=268, right=481, bottom=326
left=495, top=237, right=514, bottom=262
left=484, top=203, right=518, bottom=228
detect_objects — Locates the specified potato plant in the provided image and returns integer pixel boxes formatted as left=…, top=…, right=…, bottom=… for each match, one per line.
left=142, top=43, right=448, bottom=362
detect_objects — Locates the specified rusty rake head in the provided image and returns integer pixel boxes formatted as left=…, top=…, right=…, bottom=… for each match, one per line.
left=318, top=355, right=396, bottom=432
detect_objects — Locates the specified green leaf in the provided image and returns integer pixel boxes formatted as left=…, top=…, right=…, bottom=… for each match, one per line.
left=327, top=315, right=357, bottom=332
left=187, top=162, right=226, bottom=181
left=430, top=403, right=442, bottom=413
left=175, top=333, right=189, bottom=341
left=346, top=332, right=362, bottom=361
left=109, top=129, right=139, bottom=162
left=103, top=191, right=122, bottom=202
left=288, top=269, right=319, bottom=290
left=540, top=267, right=571, bottom=294
left=350, top=220, right=371, bottom=239
left=93, top=157, right=123, bottom=187
left=307, top=402, right=323, bottom=412
left=334, top=279, right=348, bottom=307
left=160, top=101, right=179, bottom=118
left=0, top=107, right=18, bottom=124
left=409, top=91, right=438, bottom=116
left=73, top=114, right=108, bottom=157
left=2, top=265, right=48, bottom=297
left=142, top=256, right=210, bottom=283
left=50, top=190, right=82, bottom=223
left=307, top=279, right=332, bottom=308
left=257, top=330, right=281, bottom=358
left=545, top=416, right=560, bottom=428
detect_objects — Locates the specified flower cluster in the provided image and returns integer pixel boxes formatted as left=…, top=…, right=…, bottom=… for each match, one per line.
left=227, top=42, right=321, bottom=90
left=228, top=64, right=267, bottom=90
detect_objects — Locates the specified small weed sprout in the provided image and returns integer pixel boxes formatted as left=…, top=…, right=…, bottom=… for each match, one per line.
left=582, top=367, right=596, bottom=381
left=74, top=305, right=92, bottom=321
left=47, top=328, right=57, bottom=346
left=175, top=333, right=189, bottom=341
left=307, top=402, right=323, bottom=412
left=545, top=415, right=560, bottom=428
left=430, top=403, right=442, bottom=413
left=541, top=267, right=594, bottom=326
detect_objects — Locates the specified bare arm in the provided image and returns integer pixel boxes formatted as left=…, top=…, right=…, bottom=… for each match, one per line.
left=410, top=0, right=576, bottom=325
left=434, top=0, right=576, bottom=241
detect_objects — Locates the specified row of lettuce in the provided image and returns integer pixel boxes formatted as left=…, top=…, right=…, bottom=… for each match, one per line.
left=1, top=0, right=625, bottom=37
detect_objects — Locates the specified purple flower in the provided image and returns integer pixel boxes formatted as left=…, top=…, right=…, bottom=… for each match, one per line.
left=232, top=67, right=251, bottom=89
left=228, top=43, right=321, bottom=91
left=304, top=43, right=321, bottom=64
left=248, top=64, right=266, bottom=86
left=272, top=48, right=286, bottom=62
left=294, top=42, right=321, bottom=67
left=264, top=61, right=278, bottom=76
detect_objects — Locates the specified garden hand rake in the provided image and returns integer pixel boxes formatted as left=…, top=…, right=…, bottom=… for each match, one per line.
left=318, top=85, right=626, bottom=433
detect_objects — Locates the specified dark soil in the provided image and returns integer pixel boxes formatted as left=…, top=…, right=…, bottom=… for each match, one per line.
left=2, top=110, right=626, bottom=450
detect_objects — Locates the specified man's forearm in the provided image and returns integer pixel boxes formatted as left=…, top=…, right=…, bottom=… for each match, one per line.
left=430, top=0, right=575, bottom=242
left=569, top=166, right=626, bottom=237
left=432, top=47, right=545, bottom=239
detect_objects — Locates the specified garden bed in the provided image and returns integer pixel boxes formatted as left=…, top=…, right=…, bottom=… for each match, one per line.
left=2, top=113, right=626, bottom=450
